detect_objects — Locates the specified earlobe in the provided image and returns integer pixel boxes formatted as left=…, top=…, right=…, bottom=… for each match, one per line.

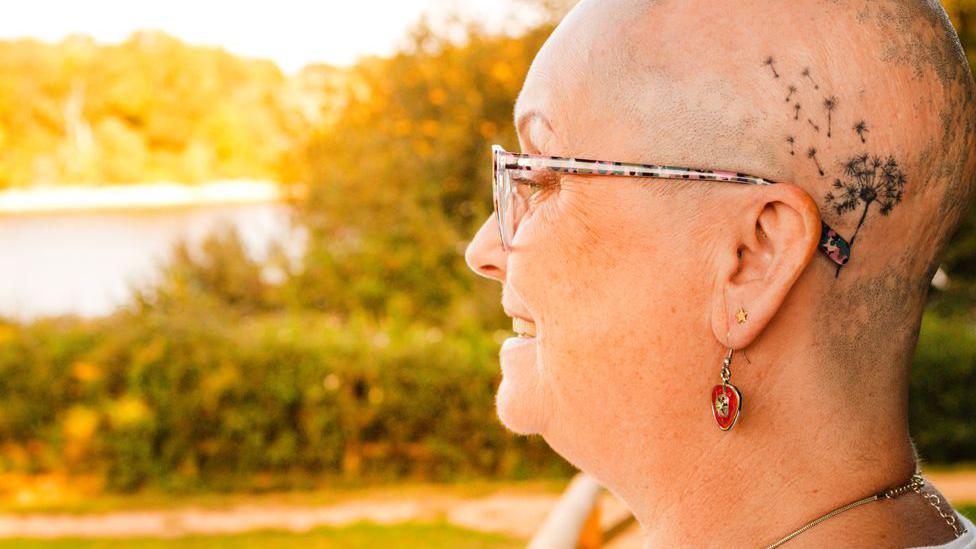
left=710, top=183, right=820, bottom=350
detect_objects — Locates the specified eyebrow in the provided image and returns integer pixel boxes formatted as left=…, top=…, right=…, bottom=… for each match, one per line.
left=515, top=109, right=554, bottom=154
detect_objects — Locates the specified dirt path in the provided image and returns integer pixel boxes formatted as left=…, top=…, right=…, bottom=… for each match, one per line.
left=926, top=470, right=976, bottom=504
left=0, top=492, right=561, bottom=540
left=0, top=471, right=971, bottom=541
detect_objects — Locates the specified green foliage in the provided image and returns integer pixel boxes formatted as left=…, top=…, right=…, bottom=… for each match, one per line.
left=910, top=313, right=976, bottom=463
left=0, top=305, right=569, bottom=492
left=288, top=21, right=552, bottom=326
left=134, top=227, right=291, bottom=315
left=0, top=32, right=297, bottom=188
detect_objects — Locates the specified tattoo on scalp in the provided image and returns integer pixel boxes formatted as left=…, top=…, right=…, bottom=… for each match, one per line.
left=824, top=96, right=838, bottom=137
left=763, top=54, right=910, bottom=279
left=807, top=147, right=825, bottom=176
left=801, top=67, right=820, bottom=89
left=824, top=154, right=906, bottom=277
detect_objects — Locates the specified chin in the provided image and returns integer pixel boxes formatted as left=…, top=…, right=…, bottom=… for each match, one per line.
left=495, top=377, right=544, bottom=435
left=494, top=348, right=551, bottom=435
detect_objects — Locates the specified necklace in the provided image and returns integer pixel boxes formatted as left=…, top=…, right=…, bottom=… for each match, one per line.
left=764, top=473, right=967, bottom=548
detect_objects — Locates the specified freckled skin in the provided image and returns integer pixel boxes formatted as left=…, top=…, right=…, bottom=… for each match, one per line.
left=465, top=0, right=975, bottom=546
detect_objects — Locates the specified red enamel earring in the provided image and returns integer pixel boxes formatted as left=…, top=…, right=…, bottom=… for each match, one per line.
left=711, top=347, right=742, bottom=431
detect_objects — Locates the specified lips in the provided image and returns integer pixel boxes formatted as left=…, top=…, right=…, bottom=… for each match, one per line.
left=512, top=317, right=536, bottom=337
left=500, top=315, right=537, bottom=354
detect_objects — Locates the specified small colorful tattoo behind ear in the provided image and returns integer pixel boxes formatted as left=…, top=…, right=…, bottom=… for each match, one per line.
left=818, top=221, right=851, bottom=268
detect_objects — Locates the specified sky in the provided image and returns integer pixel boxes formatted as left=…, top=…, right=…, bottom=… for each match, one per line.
left=0, top=0, right=542, bottom=73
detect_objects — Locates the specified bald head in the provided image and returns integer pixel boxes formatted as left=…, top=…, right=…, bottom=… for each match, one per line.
left=515, top=0, right=975, bottom=372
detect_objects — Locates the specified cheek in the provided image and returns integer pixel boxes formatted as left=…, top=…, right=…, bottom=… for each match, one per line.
left=511, top=183, right=710, bottom=437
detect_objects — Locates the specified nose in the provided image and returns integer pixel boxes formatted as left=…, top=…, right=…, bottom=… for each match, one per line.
left=465, top=215, right=507, bottom=282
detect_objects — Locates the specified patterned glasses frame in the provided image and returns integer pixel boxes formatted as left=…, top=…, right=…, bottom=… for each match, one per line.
left=491, top=144, right=852, bottom=268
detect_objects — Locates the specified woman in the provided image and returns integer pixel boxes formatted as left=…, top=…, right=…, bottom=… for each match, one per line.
left=464, top=0, right=976, bottom=546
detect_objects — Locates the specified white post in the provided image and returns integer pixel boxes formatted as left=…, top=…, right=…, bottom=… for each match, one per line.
left=528, top=472, right=603, bottom=549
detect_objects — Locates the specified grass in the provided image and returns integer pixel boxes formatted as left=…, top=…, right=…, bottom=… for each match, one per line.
left=959, top=503, right=976, bottom=522
left=0, top=521, right=523, bottom=549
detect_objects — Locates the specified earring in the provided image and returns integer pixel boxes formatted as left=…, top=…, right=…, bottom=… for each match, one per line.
left=735, top=307, right=748, bottom=324
left=711, top=347, right=743, bottom=431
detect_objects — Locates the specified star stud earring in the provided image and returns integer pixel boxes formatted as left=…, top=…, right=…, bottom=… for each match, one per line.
left=735, top=307, right=748, bottom=324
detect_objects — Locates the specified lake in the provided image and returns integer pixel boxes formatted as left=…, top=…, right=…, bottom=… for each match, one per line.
left=0, top=181, right=303, bottom=320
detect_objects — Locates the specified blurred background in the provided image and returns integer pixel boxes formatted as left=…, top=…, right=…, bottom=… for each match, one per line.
left=0, top=0, right=971, bottom=547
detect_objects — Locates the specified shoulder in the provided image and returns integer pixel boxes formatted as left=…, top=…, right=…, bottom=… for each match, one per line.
left=907, top=511, right=976, bottom=549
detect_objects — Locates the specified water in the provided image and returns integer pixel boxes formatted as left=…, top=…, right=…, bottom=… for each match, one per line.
left=0, top=202, right=301, bottom=320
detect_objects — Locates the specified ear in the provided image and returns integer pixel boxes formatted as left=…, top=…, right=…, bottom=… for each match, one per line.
left=709, top=182, right=821, bottom=349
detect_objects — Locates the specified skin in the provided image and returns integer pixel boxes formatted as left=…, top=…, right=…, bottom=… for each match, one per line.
left=465, top=0, right=976, bottom=546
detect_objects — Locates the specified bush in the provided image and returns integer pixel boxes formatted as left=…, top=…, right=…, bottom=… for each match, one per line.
left=0, top=308, right=571, bottom=492
left=910, top=312, right=976, bottom=463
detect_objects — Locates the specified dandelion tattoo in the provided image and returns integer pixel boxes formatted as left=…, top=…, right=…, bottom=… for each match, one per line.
left=793, top=103, right=801, bottom=120
left=807, top=147, right=825, bottom=176
left=785, top=84, right=798, bottom=102
left=801, top=67, right=820, bottom=89
left=824, top=96, right=838, bottom=137
left=853, top=120, right=869, bottom=143
left=786, top=135, right=796, bottom=155
left=807, top=118, right=821, bottom=132
left=823, top=154, right=906, bottom=277
left=764, top=56, right=780, bottom=78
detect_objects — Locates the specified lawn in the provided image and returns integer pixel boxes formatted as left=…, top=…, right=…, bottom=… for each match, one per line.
left=0, top=521, right=523, bottom=549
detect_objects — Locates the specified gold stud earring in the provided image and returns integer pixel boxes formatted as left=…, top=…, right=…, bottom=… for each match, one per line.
left=735, top=307, right=748, bottom=324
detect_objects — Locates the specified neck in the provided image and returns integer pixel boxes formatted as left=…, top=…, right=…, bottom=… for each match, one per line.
left=615, top=346, right=919, bottom=547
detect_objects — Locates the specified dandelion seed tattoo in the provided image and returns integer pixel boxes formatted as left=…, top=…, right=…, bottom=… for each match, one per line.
left=807, top=147, right=825, bottom=176
left=793, top=103, right=801, bottom=120
left=785, top=84, right=798, bottom=102
left=801, top=67, right=820, bottom=89
left=824, top=96, right=838, bottom=137
left=764, top=56, right=780, bottom=78
left=853, top=120, right=869, bottom=143
left=786, top=135, right=796, bottom=155
left=823, top=154, right=906, bottom=277
left=807, top=118, right=820, bottom=132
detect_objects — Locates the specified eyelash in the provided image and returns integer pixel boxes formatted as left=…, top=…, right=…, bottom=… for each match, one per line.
left=512, top=171, right=560, bottom=200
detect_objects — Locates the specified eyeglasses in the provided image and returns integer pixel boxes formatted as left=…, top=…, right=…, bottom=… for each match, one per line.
left=491, top=144, right=851, bottom=268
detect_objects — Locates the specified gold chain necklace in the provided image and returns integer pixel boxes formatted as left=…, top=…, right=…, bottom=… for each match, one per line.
left=764, top=473, right=967, bottom=548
